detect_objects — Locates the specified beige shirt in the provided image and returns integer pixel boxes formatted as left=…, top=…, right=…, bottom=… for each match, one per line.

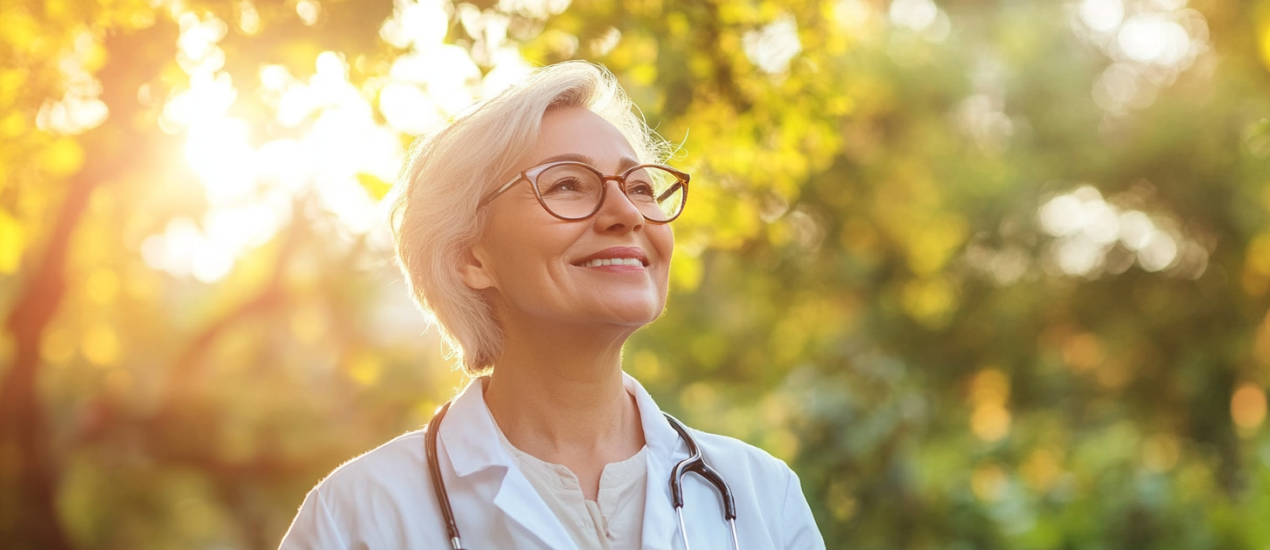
left=494, top=425, right=647, bottom=550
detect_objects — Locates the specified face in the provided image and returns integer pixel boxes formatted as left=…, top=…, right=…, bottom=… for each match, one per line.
left=462, top=107, right=674, bottom=332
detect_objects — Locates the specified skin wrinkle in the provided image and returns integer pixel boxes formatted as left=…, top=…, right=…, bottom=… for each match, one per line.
left=462, top=107, right=673, bottom=501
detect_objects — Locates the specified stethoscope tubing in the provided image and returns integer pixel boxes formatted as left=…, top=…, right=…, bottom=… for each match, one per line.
left=663, top=411, right=740, bottom=550
left=425, top=402, right=467, bottom=550
left=424, top=402, right=740, bottom=550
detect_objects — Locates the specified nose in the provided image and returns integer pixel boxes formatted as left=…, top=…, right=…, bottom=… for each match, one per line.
left=591, top=178, right=645, bottom=231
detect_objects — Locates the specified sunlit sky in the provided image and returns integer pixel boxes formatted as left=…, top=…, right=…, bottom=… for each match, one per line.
left=136, top=1, right=543, bottom=283
left=35, top=0, right=1212, bottom=284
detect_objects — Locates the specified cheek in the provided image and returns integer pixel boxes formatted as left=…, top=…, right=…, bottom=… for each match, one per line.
left=483, top=202, right=549, bottom=262
left=651, top=227, right=674, bottom=287
left=484, top=215, right=578, bottom=290
left=656, top=226, right=674, bottom=260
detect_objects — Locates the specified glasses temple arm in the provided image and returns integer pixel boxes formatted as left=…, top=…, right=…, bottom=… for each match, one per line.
left=479, top=175, right=526, bottom=207
left=655, top=181, right=684, bottom=203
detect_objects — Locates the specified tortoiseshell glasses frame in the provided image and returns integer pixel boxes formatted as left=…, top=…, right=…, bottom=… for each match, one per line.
left=478, top=161, right=690, bottom=223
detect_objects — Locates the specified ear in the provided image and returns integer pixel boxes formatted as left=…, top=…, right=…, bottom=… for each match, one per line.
left=459, top=244, right=496, bottom=290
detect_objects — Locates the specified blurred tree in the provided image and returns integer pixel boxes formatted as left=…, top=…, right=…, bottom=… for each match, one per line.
left=0, top=0, right=406, bottom=547
left=2, top=0, right=1270, bottom=548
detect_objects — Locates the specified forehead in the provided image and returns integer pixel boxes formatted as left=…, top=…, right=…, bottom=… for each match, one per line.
left=526, top=107, right=639, bottom=172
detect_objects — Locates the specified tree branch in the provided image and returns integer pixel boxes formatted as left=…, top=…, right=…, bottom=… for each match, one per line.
left=151, top=197, right=307, bottom=421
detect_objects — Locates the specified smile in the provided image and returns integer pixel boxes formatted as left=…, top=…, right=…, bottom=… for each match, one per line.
left=580, top=257, right=645, bottom=268
left=574, top=246, right=650, bottom=268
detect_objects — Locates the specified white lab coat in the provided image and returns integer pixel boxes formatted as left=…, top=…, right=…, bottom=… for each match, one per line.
left=279, top=373, right=825, bottom=550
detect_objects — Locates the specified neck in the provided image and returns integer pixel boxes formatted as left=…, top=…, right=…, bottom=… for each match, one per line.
left=482, top=317, right=646, bottom=475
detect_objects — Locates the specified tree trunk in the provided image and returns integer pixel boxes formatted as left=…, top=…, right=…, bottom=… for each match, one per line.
left=0, top=165, right=97, bottom=550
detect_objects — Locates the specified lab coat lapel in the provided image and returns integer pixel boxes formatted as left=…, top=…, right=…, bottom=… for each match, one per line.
left=492, top=465, right=580, bottom=550
left=642, top=449, right=682, bottom=550
left=625, top=374, right=691, bottom=550
left=440, top=378, right=580, bottom=550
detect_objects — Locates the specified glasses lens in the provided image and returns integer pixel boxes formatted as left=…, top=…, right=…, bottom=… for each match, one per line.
left=624, top=166, right=685, bottom=222
left=536, top=164, right=604, bottom=219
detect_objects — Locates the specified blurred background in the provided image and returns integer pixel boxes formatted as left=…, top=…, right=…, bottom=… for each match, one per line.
left=2, top=0, right=1270, bottom=548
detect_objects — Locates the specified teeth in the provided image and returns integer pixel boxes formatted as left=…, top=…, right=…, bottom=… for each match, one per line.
left=583, top=257, right=643, bottom=268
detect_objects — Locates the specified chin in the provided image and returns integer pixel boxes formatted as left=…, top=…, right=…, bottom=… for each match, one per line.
left=594, top=298, right=665, bottom=327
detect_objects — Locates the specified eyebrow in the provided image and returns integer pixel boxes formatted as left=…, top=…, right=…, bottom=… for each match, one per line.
left=534, top=153, right=642, bottom=172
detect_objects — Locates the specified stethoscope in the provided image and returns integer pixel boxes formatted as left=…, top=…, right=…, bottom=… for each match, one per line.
left=425, top=401, right=740, bottom=550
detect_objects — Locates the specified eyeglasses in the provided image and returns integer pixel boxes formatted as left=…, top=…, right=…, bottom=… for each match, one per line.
left=478, top=161, right=690, bottom=223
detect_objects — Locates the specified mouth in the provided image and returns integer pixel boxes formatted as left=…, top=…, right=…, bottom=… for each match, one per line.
left=573, top=247, right=650, bottom=268
left=579, top=257, right=646, bottom=268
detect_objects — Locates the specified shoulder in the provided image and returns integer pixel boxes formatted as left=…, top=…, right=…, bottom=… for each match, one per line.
left=685, top=427, right=826, bottom=549
left=687, top=427, right=796, bottom=492
left=318, top=429, right=430, bottom=498
left=309, top=429, right=434, bottom=513
left=280, top=429, right=438, bottom=549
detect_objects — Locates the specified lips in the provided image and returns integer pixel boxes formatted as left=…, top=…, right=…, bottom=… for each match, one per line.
left=573, top=246, right=649, bottom=268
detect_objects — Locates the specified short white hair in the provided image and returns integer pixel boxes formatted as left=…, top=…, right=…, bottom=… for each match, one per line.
left=392, top=61, right=668, bottom=374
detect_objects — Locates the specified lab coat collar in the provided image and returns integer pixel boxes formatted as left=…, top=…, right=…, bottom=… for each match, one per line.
left=438, top=377, right=579, bottom=550
left=437, top=377, right=505, bottom=477
left=625, top=374, right=690, bottom=550
left=438, top=372, right=689, bottom=550
left=624, top=373, right=683, bottom=459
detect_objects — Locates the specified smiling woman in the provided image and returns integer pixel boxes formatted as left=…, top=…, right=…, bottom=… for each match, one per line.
left=277, top=61, right=824, bottom=550
left=392, top=62, right=668, bottom=373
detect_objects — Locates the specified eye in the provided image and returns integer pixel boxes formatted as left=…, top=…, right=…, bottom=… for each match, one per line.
left=625, top=178, right=655, bottom=197
left=543, top=177, right=584, bottom=194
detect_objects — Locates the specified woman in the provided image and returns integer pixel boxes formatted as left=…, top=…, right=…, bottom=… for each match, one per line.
left=279, top=61, right=824, bottom=550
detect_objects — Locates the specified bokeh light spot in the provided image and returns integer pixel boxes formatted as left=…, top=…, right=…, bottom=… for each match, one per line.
left=971, top=463, right=1008, bottom=500
left=1232, top=383, right=1267, bottom=433
left=743, top=14, right=802, bottom=74
left=81, top=324, right=120, bottom=367
left=1079, top=0, right=1124, bottom=33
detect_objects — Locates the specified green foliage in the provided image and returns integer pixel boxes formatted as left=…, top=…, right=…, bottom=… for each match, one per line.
left=2, top=0, right=1270, bottom=548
